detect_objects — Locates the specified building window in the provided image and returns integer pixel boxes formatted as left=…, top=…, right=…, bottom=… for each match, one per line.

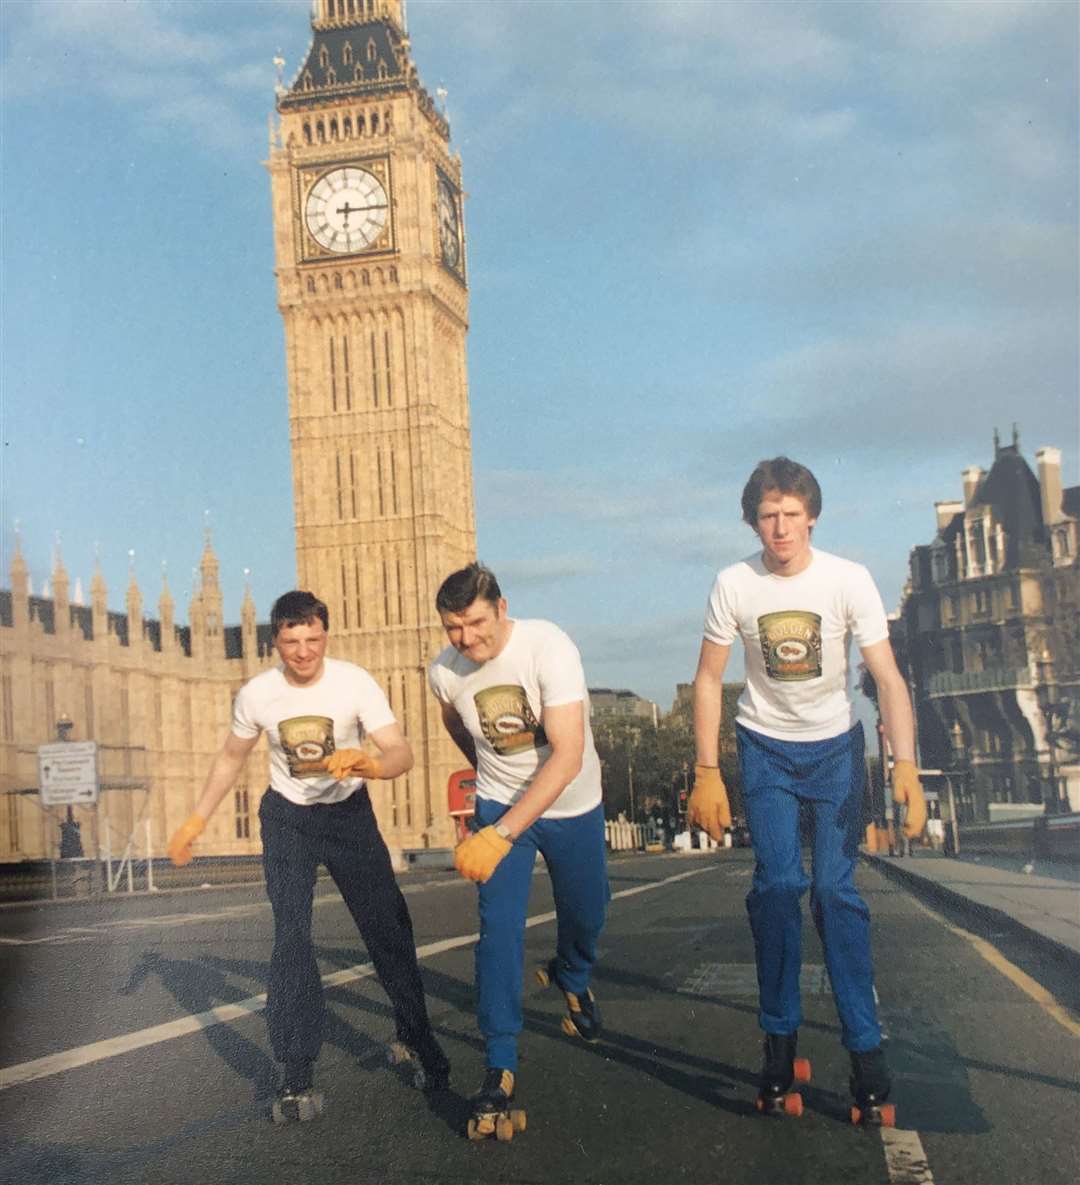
left=1, top=674, right=14, bottom=739
left=234, top=788, right=250, bottom=840
left=6, top=794, right=19, bottom=853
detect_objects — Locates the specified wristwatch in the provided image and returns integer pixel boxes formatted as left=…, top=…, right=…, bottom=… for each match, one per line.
left=494, top=822, right=513, bottom=841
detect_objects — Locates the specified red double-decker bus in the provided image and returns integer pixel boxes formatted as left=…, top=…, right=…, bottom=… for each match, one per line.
left=447, top=768, right=477, bottom=842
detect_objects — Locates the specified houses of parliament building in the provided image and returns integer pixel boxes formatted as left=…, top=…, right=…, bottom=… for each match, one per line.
left=0, top=0, right=476, bottom=865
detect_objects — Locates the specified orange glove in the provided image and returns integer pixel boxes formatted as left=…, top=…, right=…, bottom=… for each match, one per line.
left=323, top=748, right=384, bottom=781
left=168, top=812, right=206, bottom=867
left=454, top=825, right=512, bottom=883
left=893, top=760, right=927, bottom=839
left=688, top=765, right=732, bottom=841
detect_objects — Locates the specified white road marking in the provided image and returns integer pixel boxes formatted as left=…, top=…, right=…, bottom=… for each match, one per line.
left=882, top=1126, right=935, bottom=1183
left=0, top=863, right=718, bottom=1092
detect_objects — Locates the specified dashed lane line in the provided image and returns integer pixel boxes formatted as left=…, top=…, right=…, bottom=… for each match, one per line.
left=0, top=864, right=718, bottom=1092
left=882, top=1127, right=935, bottom=1184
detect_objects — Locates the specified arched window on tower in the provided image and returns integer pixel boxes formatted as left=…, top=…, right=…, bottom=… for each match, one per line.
left=343, top=115, right=352, bottom=138
left=367, top=38, right=377, bottom=62
left=343, top=43, right=353, bottom=66
left=302, top=122, right=312, bottom=145
left=316, top=120, right=326, bottom=143
left=329, top=117, right=339, bottom=139
left=319, top=46, right=330, bottom=70
left=371, top=111, right=380, bottom=133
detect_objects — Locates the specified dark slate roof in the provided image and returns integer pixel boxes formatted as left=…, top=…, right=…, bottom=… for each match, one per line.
left=971, top=445, right=1048, bottom=567
left=1064, top=485, right=1080, bottom=521
left=280, top=21, right=407, bottom=109
left=29, top=596, right=54, bottom=633
left=71, top=605, right=93, bottom=641
left=110, top=611, right=128, bottom=647
left=0, top=589, right=11, bottom=629
left=225, top=625, right=244, bottom=660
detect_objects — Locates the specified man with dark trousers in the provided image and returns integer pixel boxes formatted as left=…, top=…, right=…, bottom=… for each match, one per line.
left=690, top=457, right=925, bottom=1123
left=168, top=590, right=448, bottom=1121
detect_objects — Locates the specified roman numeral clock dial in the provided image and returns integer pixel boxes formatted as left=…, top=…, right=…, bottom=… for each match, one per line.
left=304, top=166, right=389, bottom=254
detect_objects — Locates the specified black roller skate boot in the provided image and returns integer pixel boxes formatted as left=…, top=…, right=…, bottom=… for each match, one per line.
left=849, top=1046, right=895, bottom=1127
left=535, top=958, right=602, bottom=1043
left=466, top=1067, right=527, bottom=1143
left=386, top=1030, right=451, bottom=1092
left=271, top=1058, right=324, bottom=1124
left=755, top=1032, right=812, bottom=1118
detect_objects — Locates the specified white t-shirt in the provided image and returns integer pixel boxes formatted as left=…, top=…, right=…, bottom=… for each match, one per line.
left=427, top=618, right=602, bottom=819
left=232, top=657, right=397, bottom=805
left=703, top=548, right=889, bottom=741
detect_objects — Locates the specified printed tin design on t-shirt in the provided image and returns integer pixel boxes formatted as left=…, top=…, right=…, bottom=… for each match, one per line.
left=278, top=715, right=336, bottom=778
left=473, top=684, right=548, bottom=756
left=757, top=611, right=823, bottom=681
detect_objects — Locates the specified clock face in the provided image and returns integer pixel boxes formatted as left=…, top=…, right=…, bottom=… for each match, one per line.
left=305, top=167, right=389, bottom=254
left=437, top=177, right=461, bottom=269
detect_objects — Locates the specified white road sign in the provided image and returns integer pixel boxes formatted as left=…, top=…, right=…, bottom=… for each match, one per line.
left=38, top=741, right=100, bottom=806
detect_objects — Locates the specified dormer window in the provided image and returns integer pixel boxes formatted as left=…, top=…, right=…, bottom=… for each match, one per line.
left=343, top=42, right=353, bottom=66
left=319, top=46, right=330, bottom=70
left=367, top=39, right=377, bottom=62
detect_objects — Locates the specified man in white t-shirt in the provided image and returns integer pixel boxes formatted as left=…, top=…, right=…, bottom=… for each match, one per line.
left=690, top=458, right=926, bottom=1124
left=168, top=590, right=448, bottom=1122
left=428, top=563, right=608, bottom=1137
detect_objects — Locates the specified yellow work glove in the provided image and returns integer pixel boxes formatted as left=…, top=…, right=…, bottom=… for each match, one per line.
left=454, top=825, right=512, bottom=884
left=168, top=812, right=206, bottom=867
left=688, top=764, right=732, bottom=841
left=323, top=748, right=384, bottom=781
left=893, top=760, right=927, bottom=839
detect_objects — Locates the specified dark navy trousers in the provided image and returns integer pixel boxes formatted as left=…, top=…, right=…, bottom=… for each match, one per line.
left=259, top=788, right=434, bottom=1067
left=737, top=722, right=882, bottom=1053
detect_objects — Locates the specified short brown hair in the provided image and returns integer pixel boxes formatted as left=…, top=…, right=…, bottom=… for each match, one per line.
left=270, top=590, right=329, bottom=636
left=741, top=457, right=822, bottom=526
left=435, top=563, right=502, bottom=614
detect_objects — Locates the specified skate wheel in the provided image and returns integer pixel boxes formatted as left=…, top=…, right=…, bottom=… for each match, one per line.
left=535, top=966, right=551, bottom=988
left=783, top=1092, right=803, bottom=1117
left=296, top=1094, right=323, bottom=1122
left=511, top=1108, right=527, bottom=1133
left=878, top=1104, right=896, bottom=1128
left=466, top=1117, right=483, bottom=1141
left=495, top=1114, right=514, bottom=1142
left=755, top=1097, right=765, bottom=1113
left=412, top=1067, right=427, bottom=1090
left=386, top=1042, right=411, bottom=1066
left=850, top=1106, right=862, bottom=1126
left=793, top=1057, right=811, bottom=1083
left=271, top=1101, right=288, bottom=1126
left=561, top=1016, right=578, bottom=1039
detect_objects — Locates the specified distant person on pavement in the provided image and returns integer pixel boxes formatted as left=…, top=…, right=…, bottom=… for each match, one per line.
left=690, top=457, right=925, bottom=1122
left=167, top=590, right=448, bottom=1122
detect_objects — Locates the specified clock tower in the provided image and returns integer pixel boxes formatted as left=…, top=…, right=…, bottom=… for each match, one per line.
left=267, top=0, right=476, bottom=849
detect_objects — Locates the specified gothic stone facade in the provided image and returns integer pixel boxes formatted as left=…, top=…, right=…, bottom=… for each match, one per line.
left=901, top=436, right=1079, bottom=820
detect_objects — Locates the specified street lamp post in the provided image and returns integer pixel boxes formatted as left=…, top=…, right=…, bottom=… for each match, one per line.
left=946, top=720, right=966, bottom=856
left=1034, top=650, right=1079, bottom=815
left=56, top=713, right=85, bottom=859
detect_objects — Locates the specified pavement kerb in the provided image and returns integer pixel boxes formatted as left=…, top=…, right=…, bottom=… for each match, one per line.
left=862, top=850, right=1080, bottom=972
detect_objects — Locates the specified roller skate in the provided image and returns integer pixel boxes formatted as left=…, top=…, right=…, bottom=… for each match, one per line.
left=466, top=1067, right=527, bottom=1142
left=535, top=958, right=602, bottom=1043
left=270, top=1058, right=324, bottom=1124
left=755, top=1033, right=812, bottom=1118
left=386, top=1030, right=451, bottom=1092
left=849, top=1046, right=895, bottom=1127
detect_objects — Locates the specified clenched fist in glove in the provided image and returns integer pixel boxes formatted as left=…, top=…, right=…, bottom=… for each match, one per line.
left=687, top=764, right=732, bottom=841
left=323, top=748, right=384, bottom=781
left=168, top=812, right=206, bottom=867
left=454, top=825, right=512, bottom=884
left=892, top=760, right=927, bottom=839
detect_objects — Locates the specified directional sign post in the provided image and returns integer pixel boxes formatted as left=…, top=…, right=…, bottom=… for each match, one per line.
left=38, top=741, right=100, bottom=807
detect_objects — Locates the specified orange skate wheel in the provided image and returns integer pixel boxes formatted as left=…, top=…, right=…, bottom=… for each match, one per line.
left=755, top=1097, right=765, bottom=1113
left=495, top=1114, right=514, bottom=1142
left=511, top=1108, right=527, bottom=1132
left=878, top=1104, right=896, bottom=1128
left=783, top=1092, right=803, bottom=1117
left=850, top=1106, right=862, bottom=1126
left=793, top=1057, right=811, bottom=1083
left=535, top=966, right=551, bottom=987
left=467, top=1117, right=483, bottom=1141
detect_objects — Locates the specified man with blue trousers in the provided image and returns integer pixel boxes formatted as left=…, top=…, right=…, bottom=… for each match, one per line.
left=428, top=563, right=608, bottom=1139
left=690, top=457, right=925, bottom=1123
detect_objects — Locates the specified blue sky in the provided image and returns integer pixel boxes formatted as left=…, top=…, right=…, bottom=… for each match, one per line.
left=2, top=0, right=1077, bottom=707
